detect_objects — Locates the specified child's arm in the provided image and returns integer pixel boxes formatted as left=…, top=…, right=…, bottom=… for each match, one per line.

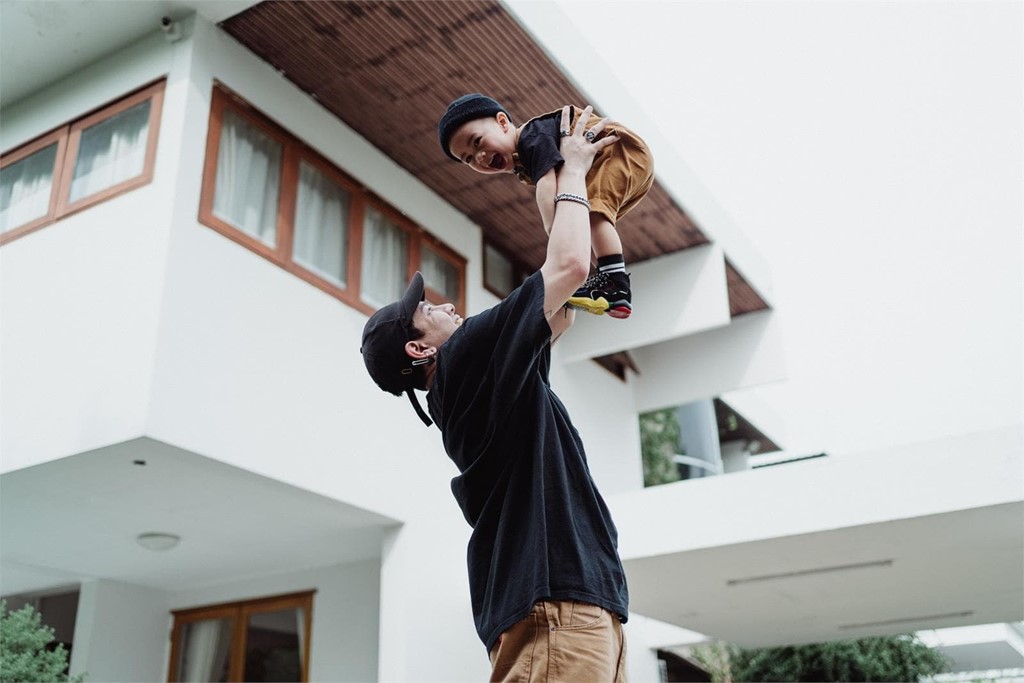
left=535, top=169, right=558, bottom=235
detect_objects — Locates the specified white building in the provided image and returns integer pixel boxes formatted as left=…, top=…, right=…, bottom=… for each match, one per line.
left=1, top=1, right=1020, bottom=681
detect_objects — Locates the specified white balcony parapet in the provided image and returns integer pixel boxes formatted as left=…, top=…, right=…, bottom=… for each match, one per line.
left=630, top=308, right=786, bottom=413
left=556, top=244, right=731, bottom=363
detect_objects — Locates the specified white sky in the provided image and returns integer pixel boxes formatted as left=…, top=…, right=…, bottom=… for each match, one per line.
left=513, top=0, right=1023, bottom=458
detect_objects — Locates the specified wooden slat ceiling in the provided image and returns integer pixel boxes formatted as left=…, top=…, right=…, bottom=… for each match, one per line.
left=221, top=0, right=768, bottom=316
left=715, top=398, right=781, bottom=454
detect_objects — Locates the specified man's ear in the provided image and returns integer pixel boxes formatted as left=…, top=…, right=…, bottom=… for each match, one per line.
left=405, top=340, right=436, bottom=360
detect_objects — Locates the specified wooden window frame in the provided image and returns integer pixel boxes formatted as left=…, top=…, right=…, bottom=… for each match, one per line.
left=0, top=79, right=165, bottom=246
left=481, top=239, right=529, bottom=300
left=421, top=232, right=468, bottom=311
left=199, top=82, right=467, bottom=316
left=167, top=590, right=314, bottom=683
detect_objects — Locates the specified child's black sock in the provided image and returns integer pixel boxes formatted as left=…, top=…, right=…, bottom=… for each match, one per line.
left=597, top=254, right=626, bottom=275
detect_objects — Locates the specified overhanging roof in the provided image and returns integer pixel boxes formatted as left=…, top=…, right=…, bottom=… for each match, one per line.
left=218, top=0, right=768, bottom=317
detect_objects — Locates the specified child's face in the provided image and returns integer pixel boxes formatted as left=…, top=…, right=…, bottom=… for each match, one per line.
left=448, top=113, right=518, bottom=175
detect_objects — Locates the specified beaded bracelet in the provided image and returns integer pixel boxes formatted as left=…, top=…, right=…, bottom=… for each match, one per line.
left=554, top=193, right=591, bottom=210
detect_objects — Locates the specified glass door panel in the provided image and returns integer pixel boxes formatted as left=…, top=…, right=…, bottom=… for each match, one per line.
left=242, top=606, right=306, bottom=682
left=173, top=616, right=233, bottom=682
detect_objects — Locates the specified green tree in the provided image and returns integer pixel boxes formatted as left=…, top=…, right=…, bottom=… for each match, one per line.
left=692, top=634, right=948, bottom=683
left=0, top=600, right=85, bottom=683
left=640, top=407, right=682, bottom=487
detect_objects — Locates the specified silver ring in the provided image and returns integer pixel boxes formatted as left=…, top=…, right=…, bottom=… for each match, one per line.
left=560, top=130, right=571, bottom=137
left=585, top=130, right=597, bottom=142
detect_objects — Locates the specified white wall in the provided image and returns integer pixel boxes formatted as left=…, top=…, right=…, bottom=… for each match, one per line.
left=551, top=352, right=645, bottom=495
left=0, top=28, right=193, bottom=473
left=142, top=16, right=475, bottom=524
left=70, top=579, right=169, bottom=682
left=611, top=423, right=1023, bottom=559
left=378, top=521, right=486, bottom=682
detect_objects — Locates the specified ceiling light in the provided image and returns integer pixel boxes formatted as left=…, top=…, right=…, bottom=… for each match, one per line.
left=838, top=611, right=974, bottom=631
left=136, top=532, right=180, bottom=551
left=727, top=559, right=893, bottom=586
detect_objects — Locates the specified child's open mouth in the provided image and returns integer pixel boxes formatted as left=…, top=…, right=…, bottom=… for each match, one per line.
left=488, top=153, right=505, bottom=171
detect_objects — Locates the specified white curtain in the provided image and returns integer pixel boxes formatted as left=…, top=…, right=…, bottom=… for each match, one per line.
left=361, top=206, right=408, bottom=307
left=212, top=109, right=281, bottom=247
left=293, top=161, right=349, bottom=286
left=294, top=607, right=306, bottom=670
left=180, top=618, right=232, bottom=682
left=484, top=244, right=514, bottom=296
left=421, top=245, right=458, bottom=301
left=0, top=143, right=57, bottom=232
left=69, top=100, right=150, bottom=203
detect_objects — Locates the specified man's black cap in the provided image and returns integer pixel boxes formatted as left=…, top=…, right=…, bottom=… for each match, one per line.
left=360, top=272, right=433, bottom=426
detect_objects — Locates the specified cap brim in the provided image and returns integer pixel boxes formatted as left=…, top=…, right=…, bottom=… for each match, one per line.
left=399, top=271, right=425, bottom=323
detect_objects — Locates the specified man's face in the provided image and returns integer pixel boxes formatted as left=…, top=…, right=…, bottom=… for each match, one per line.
left=448, top=114, right=517, bottom=175
left=409, top=300, right=463, bottom=352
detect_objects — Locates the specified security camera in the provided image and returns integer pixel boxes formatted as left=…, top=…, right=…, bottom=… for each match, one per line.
left=160, top=16, right=182, bottom=42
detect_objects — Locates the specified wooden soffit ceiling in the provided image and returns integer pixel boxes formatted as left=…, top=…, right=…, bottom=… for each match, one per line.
left=221, top=1, right=767, bottom=316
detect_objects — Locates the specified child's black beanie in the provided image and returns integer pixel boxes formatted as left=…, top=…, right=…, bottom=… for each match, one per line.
left=438, top=93, right=509, bottom=162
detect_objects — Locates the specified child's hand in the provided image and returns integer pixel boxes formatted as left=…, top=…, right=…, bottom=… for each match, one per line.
left=557, top=105, right=618, bottom=175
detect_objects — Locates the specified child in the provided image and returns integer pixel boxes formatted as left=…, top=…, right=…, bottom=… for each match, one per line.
left=438, top=93, right=654, bottom=319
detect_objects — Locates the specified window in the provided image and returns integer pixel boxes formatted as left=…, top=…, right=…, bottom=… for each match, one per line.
left=293, top=160, right=350, bottom=287
left=168, top=591, right=313, bottom=683
left=200, top=83, right=466, bottom=315
left=482, top=241, right=528, bottom=299
left=360, top=205, right=410, bottom=308
left=0, top=80, right=165, bottom=245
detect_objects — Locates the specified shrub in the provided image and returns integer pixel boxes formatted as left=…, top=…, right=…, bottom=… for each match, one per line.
left=692, top=634, right=949, bottom=683
left=0, top=599, right=84, bottom=683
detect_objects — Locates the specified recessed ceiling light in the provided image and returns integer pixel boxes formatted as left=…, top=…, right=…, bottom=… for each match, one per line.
left=727, top=559, right=893, bottom=586
left=136, top=532, right=180, bottom=551
left=838, top=611, right=974, bottom=630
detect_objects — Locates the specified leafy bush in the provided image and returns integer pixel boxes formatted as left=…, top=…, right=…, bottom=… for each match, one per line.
left=0, top=599, right=84, bottom=683
left=692, top=634, right=949, bottom=683
left=640, top=407, right=682, bottom=486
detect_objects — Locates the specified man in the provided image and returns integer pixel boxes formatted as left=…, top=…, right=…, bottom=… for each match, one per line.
left=361, top=107, right=629, bottom=682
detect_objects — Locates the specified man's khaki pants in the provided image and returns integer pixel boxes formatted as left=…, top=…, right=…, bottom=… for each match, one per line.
left=489, top=600, right=627, bottom=682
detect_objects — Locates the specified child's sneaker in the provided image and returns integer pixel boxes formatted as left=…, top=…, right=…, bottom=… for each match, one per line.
left=567, top=271, right=632, bottom=318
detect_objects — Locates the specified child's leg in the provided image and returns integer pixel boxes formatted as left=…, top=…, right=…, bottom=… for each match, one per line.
left=565, top=215, right=632, bottom=318
left=590, top=215, right=622, bottom=262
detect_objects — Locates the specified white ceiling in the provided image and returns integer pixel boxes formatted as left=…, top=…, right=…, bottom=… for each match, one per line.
left=624, top=502, right=1024, bottom=648
left=0, top=438, right=399, bottom=596
left=0, top=0, right=257, bottom=108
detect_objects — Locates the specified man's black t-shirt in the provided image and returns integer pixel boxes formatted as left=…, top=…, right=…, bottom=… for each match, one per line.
left=426, top=271, right=629, bottom=651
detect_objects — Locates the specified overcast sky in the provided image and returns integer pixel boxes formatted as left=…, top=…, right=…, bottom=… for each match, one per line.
left=511, top=0, right=1023, bottom=458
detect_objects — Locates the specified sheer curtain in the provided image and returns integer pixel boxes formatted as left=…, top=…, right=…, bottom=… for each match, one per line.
left=484, top=244, right=514, bottom=296
left=69, top=100, right=150, bottom=203
left=361, top=207, right=408, bottom=307
left=0, top=143, right=57, bottom=232
left=294, top=607, right=307, bottom=671
left=293, top=161, right=349, bottom=286
left=212, top=109, right=282, bottom=247
left=179, top=618, right=232, bottom=682
left=421, top=245, right=458, bottom=301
